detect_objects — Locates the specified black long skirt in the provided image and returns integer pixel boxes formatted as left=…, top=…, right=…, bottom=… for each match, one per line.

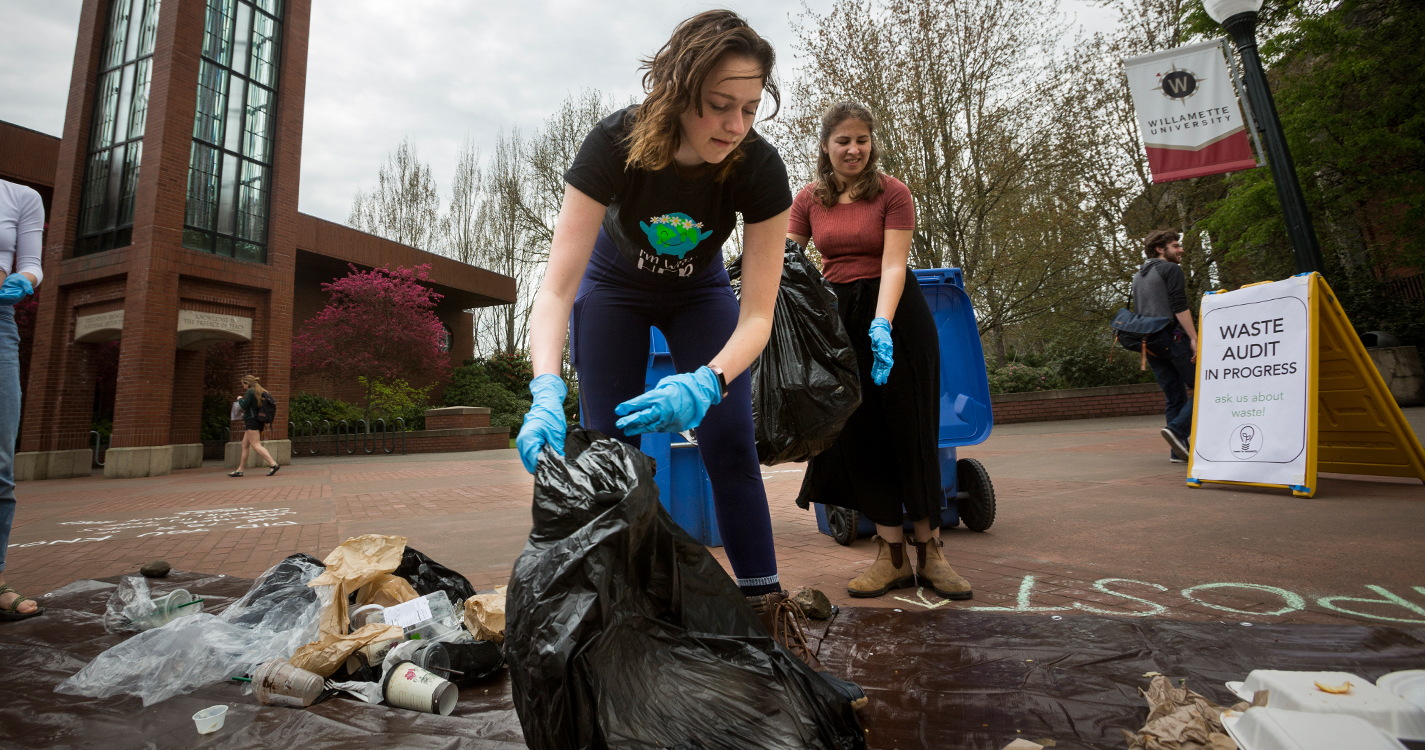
left=796, top=272, right=942, bottom=528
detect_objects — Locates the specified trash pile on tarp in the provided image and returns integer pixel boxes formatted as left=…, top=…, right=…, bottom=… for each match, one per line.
left=506, top=427, right=866, bottom=749
left=56, top=538, right=506, bottom=712
left=730, top=239, right=861, bottom=465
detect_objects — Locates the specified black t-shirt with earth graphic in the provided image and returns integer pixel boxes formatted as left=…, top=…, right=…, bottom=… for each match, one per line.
left=564, top=106, right=792, bottom=284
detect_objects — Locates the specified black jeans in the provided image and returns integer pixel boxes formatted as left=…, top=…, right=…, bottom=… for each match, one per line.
left=1147, top=330, right=1195, bottom=440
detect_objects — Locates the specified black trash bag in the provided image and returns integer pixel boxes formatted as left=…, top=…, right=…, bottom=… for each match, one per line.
left=393, top=546, right=477, bottom=607
left=729, top=239, right=861, bottom=465
left=223, top=552, right=324, bottom=628
left=506, top=428, right=866, bottom=750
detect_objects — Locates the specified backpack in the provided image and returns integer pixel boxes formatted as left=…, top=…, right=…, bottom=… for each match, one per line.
left=258, top=391, right=278, bottom=424
left=1110, top=308, right=1175, bottom=370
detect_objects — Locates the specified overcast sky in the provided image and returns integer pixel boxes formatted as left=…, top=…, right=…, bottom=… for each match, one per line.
left=0, top=0, right=1117, bottom=224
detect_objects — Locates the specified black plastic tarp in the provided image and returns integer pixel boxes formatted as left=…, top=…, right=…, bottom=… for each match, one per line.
left=3, top=570, right=1424, bottom=748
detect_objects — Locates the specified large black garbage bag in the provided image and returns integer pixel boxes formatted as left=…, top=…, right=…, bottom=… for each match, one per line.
left=225, top=552, right=324, bottom=627
left=506, top=428, right=866, bottom=750
left=729, top=239, right=861, bottom=465
left=394, top=546, right=478, bottom=607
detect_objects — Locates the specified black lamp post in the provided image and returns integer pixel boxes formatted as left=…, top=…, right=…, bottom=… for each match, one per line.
left=1203, top=0, right=1326, bottom=276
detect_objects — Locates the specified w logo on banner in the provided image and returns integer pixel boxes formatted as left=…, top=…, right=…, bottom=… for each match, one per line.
left=1160, top=69, right=1199, bottom=100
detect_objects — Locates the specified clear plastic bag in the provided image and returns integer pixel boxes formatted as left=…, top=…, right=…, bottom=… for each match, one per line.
left=56, top=555, right=327, bottom=707
left=101, top=576, right=157, bottom=633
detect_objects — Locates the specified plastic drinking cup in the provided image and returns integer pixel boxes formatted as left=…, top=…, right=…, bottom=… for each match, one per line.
left=349, top=604, right=385, bottom=630
left=192, top=705, right=227, bottom=734
left=251, top=659, right=324, bottom=708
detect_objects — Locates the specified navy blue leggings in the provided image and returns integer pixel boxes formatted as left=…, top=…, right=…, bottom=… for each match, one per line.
left=570, top=278, right=779, bottom=593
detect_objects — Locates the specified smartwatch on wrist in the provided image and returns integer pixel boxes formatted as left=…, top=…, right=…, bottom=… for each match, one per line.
left=707, top=365, right=729, bottom=401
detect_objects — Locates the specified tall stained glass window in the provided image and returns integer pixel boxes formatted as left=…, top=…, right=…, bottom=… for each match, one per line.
left=75, top=0, right=161, bottom=257
left=182, top=0, right=282, bottom=263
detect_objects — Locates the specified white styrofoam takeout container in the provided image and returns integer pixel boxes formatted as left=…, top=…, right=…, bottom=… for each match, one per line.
left=1221, top=708, right=1407, bottom=750
left=1224, top=670, right=1425, bottom=741
left=1377, top=670, right=1425, bottom=713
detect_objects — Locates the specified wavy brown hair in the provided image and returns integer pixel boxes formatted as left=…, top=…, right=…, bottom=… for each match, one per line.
left=813, top=101, right=884, bottom=208
left=624, top=10, right=779, bottom=182
left=242, top=374, right=267, bottom=400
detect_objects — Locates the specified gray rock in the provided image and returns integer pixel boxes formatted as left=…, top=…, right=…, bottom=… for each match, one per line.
left=139, top=560, right=171, bottom=578
left=791, top=587, right=833, bottom=620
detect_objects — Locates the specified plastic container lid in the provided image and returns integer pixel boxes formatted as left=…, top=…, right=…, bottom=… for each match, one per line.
left=1222, top=707, right=1407, bottom=750
left=192, top=705, right=227, bottom=735
left=1377, top=671, right=1425, bottom=713
left=1226, top=670, right=1425, bottom=740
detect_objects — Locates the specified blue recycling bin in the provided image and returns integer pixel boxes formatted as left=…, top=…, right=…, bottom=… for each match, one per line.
left=640, top=328, right=723, bottom=547
left=814, top=267, right=997, bottom=543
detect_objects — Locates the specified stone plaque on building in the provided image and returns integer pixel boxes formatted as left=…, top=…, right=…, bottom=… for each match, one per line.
left=74, top=310, right=124, bottom=343
left=176, top=310, right=253, bottom=349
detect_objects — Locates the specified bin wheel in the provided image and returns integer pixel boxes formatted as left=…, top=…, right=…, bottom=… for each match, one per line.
left=956, top=458, right=996, bottom=532
left=826, top=505, right=859, bottom=546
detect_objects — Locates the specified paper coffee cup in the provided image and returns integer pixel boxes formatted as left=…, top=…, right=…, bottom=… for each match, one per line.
left=383, top=661, right=457, bottom=716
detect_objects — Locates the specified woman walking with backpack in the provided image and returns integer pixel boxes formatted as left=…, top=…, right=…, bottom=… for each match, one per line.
left=231, top=374, right=279, bottom=477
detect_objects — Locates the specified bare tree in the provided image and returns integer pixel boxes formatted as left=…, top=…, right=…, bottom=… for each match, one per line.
left=348, top=137, right=442, bottom=251
left=444, top=135, right=485, bottom=266
left=470, top=130, right=537, bottom=357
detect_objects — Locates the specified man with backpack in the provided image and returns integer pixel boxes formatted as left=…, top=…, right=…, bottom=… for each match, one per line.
left=1132, top=230, right=1198, bottom=463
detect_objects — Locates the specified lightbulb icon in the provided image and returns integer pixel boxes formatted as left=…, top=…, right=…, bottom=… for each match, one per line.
left=1239, top=426, right=1255, bottom=451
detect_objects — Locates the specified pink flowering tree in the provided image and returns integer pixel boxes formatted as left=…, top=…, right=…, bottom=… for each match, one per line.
left=291, top=264, right=451, bottom=418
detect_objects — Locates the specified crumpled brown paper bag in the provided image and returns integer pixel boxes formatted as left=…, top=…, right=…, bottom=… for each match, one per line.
left=289, top=622, right=405, bottom=678
left=307, top=534, right=407, bottom=637
left=1122, top=676, right=1251, bottom=750
left=355, top=574, right=419, bottom=610
left=463, top=585, right=506, bottom=643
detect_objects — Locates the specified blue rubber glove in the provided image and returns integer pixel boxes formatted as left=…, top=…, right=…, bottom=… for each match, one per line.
left=614, top=366, right=722, bottom=437
left=869, top=317, right=894, bottom=386
left=0, top=274, right=34, bottom=306
left=516, top=374, right=568, bottom=474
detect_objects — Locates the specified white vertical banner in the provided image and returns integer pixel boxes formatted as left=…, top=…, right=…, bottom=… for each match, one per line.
left=1189, top=276, right=1312, bottom=487
left=1125, top=39, right=1259, bottom=182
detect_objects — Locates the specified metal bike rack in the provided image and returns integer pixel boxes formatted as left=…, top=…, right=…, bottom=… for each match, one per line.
left=89, top=430, right=110, bottom=467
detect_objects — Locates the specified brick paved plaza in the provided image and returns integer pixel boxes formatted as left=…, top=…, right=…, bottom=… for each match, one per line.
left=6, top=411, right=1423, bottom=627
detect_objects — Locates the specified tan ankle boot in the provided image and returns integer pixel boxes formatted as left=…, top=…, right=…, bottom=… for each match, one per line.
left=847, top=536, right=915, bottom=598
left=747, top=590, right=868, bottom=709
left=912, top=538, right=972, bottom=600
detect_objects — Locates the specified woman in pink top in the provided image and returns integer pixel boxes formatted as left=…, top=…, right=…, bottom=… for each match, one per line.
left=787, top=102, right=972, bottom=602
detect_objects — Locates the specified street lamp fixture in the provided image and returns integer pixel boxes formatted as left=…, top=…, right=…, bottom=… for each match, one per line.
left=1202, top=0, right=1326, bottom=276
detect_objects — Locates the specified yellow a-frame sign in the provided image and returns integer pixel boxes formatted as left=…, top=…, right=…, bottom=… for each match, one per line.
left=1186, top=272, right=1425, bottom=497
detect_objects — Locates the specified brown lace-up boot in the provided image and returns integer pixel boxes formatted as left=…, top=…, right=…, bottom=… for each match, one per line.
left=747, top=590, right=868, bottom=709
left=912, top=537, right=973, bottom=600
left=847, top=536, right=915, bottom=598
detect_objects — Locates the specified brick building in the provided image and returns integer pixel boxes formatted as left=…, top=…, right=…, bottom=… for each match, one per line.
left=0, top=0, right=515, bottom=479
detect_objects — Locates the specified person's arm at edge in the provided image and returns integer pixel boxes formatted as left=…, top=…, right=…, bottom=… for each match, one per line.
left=874, top=229, right=913, bottom=323
left=528, top=184, right=607, bottom=377
left=713, top=207, right=791, bottom=380
left=1176, top=309, right=1198, bottom=361
left=1164, top=263, right=1198, bottom=361
left=16, top=189, right=43, bottom=288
